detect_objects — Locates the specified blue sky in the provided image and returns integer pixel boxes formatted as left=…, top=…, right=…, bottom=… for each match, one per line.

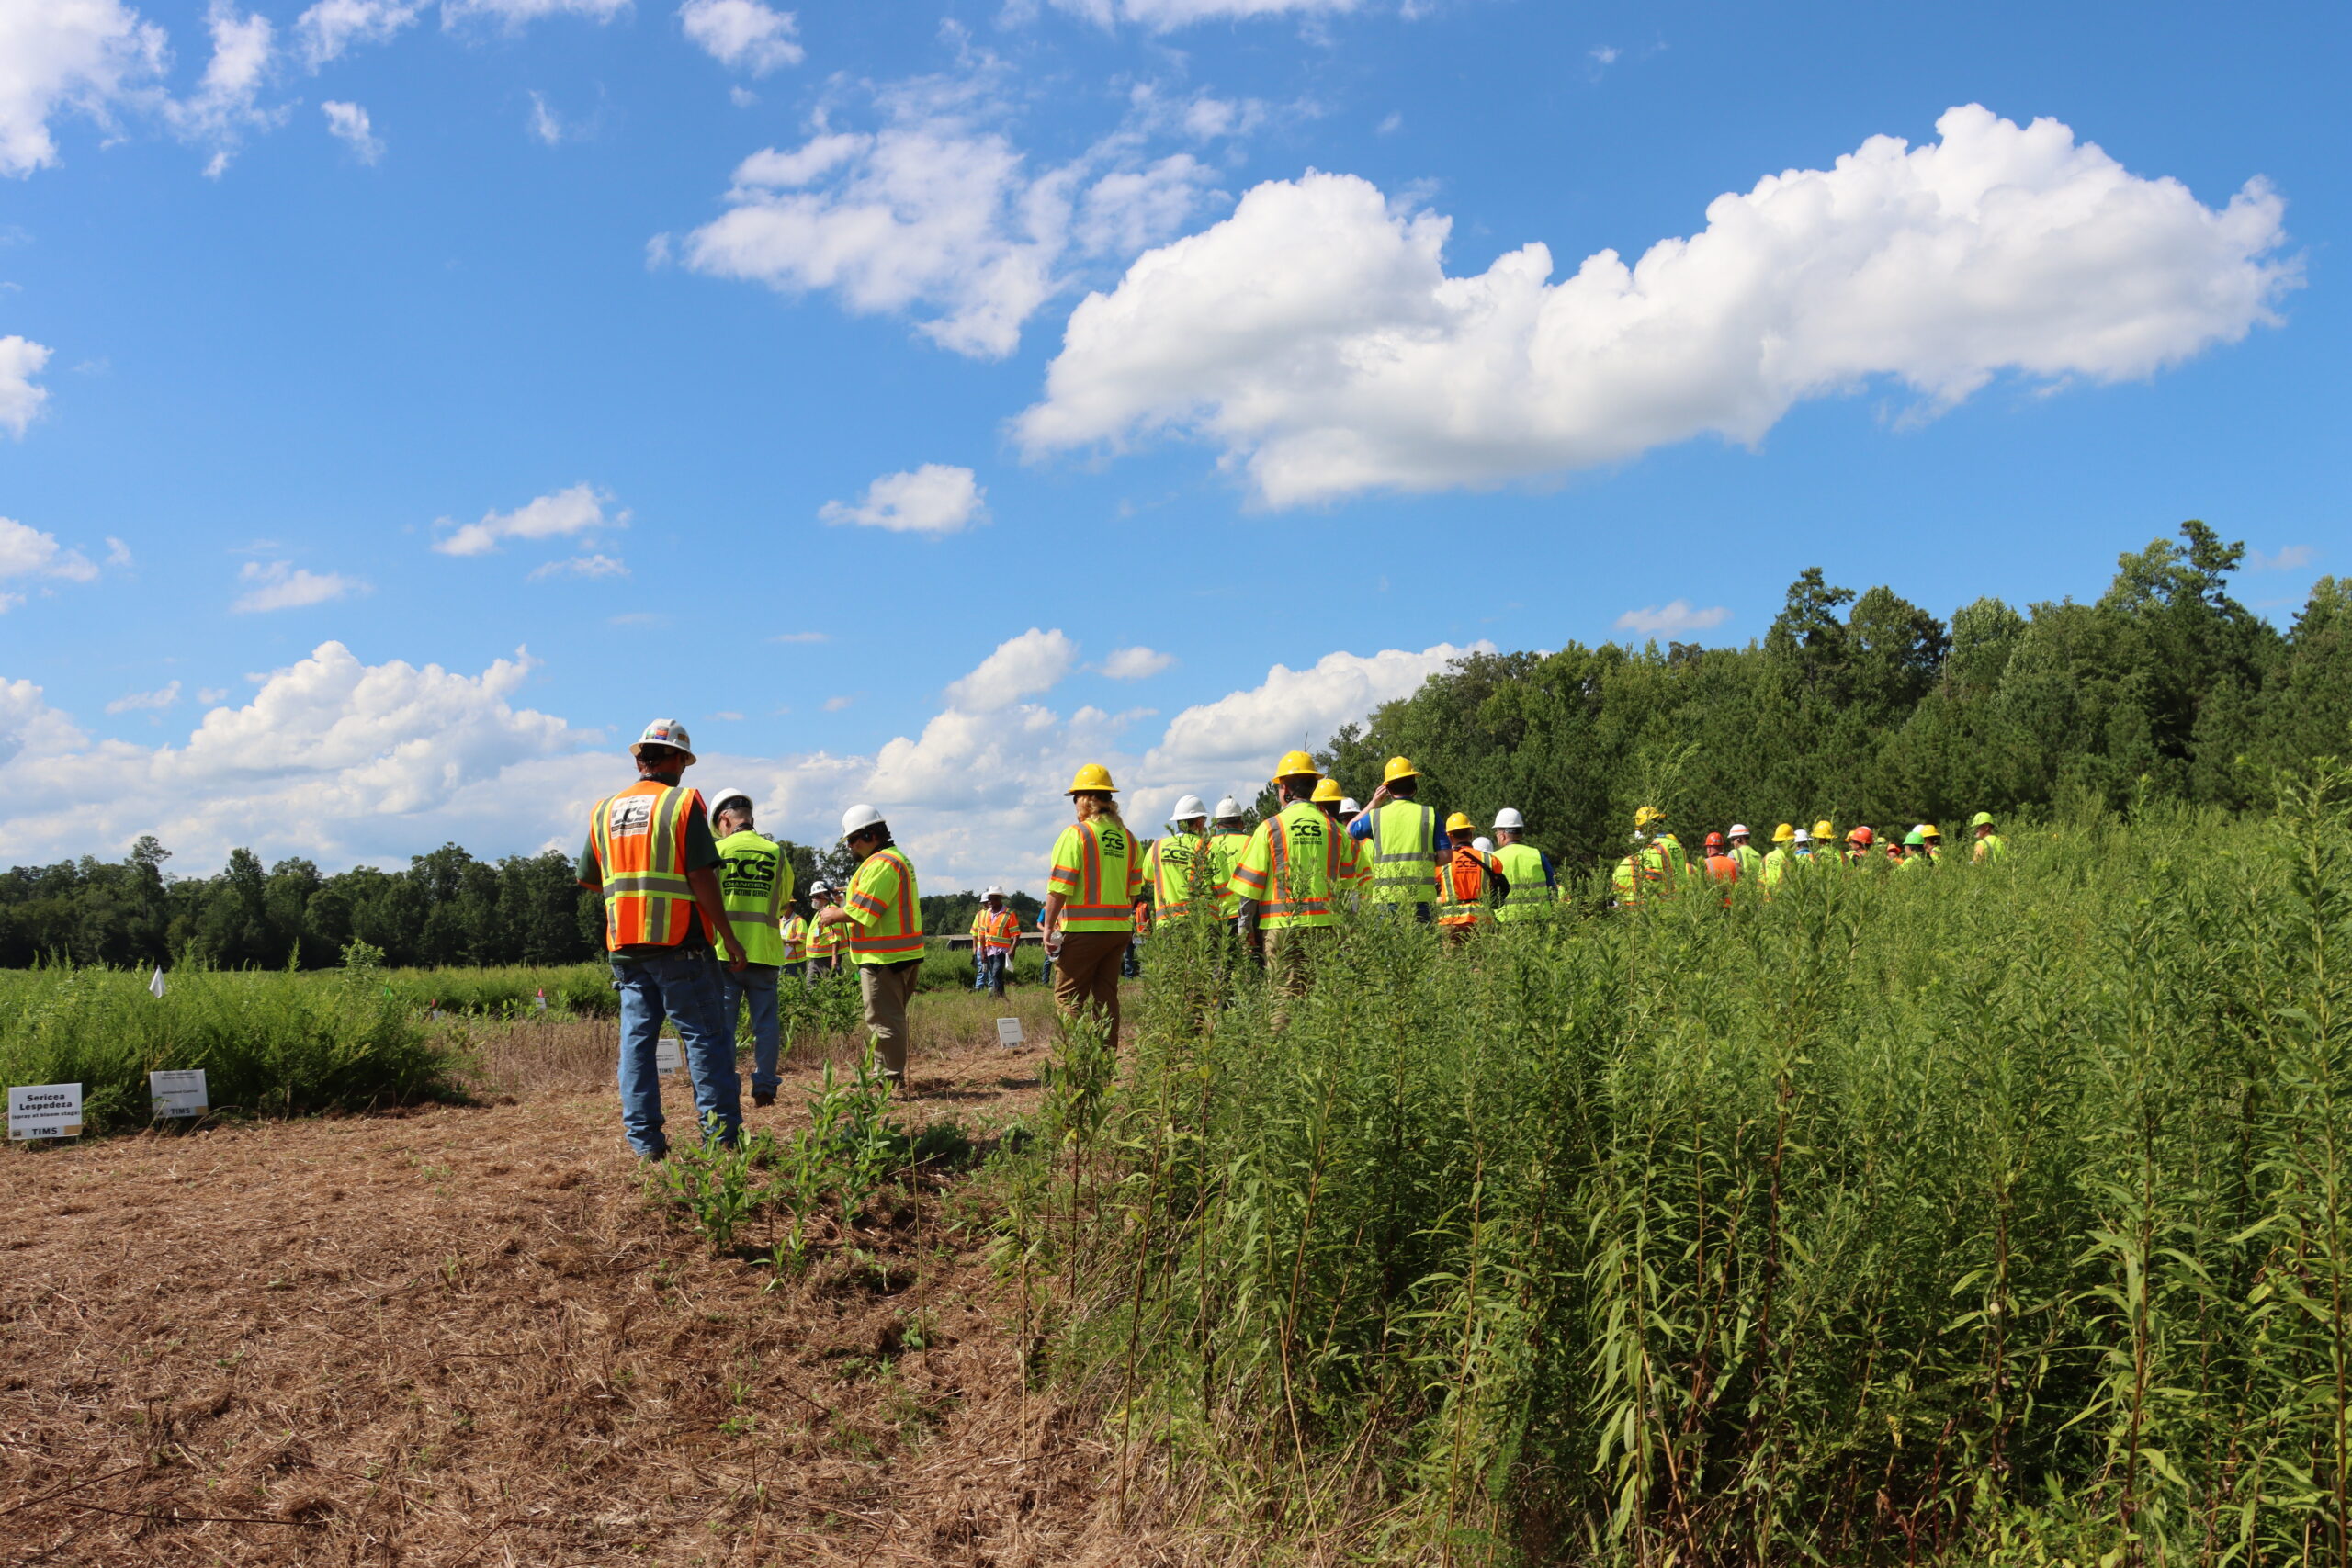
left=0, top=0, right=2343, bottom=890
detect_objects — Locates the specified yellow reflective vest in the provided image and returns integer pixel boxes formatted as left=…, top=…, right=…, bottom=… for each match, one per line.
left=1048, top=818, right=1144, bottom=934
left=712, top=829, right=792, bottom=965
left=1230, top=803, right=1348, bottom=929
left=1363, top=800, right=1441, bottom=905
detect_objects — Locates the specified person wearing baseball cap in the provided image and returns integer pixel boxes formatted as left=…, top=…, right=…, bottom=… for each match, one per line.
left=577, top=719, right=749, bottom=1159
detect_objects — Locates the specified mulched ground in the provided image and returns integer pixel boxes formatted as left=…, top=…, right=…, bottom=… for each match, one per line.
left=0, top=1008, right=1193, bottom=1566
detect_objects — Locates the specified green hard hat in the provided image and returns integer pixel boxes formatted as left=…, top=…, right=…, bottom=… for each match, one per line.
left=1970, top=810, right=1995, bottom=828
left=1904, top=829, right=1927, bottom=846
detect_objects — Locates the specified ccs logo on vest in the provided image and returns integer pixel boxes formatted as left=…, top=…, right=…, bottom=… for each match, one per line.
left=607, top=796, right=654, bottom=837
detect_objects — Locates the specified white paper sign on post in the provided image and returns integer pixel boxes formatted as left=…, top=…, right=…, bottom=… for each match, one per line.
left=994, top=1017, right=1024, bottom=1048
left=656, top=1037, right=681, bottom=1076
left=9, top=1083, right=84, bottom=1140
left=149, top=1069, right=209, bottom=1120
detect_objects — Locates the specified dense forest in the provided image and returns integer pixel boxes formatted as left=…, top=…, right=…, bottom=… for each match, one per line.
left=1318, top=521, right=2350, bottom=874
left=4, top=522, right=2342, bottom=968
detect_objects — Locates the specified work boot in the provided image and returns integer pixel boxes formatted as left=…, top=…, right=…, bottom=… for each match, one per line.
left=752, top=1090, right=775, bottom=1108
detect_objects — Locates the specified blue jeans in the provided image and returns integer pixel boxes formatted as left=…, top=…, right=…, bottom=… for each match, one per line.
left=975, top=949, right=1009, bottom=996
left=717, top=962, right=783, bottom=1095
left=613, top=953, right=741, bottom=1157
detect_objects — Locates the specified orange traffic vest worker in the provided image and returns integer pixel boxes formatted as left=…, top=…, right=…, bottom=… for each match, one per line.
left=1044, top=764, right=1146, bottom=1050
left=1230, top=753, right=1351, bottom=1000
left=576, top=718, right=751, bottom=1160
left=816, top=804, right=923, bottom=1087
left=1434, top=812, right=1509, bottom=943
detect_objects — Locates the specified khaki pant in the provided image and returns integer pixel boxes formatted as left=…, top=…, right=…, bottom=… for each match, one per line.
left=857, top=959, right=921, bottom=1083
left=1263, top=926, right=1328, bottom=1004
left=1051, top=930, right=1130, bottom=1048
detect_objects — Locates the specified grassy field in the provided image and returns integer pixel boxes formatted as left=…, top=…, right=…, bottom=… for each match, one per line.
left=0, top=942, right=1054, bottom=1137
left=1007, top=776, right=2352, bottom=1565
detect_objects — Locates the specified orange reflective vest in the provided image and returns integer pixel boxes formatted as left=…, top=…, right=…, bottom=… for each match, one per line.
left=843, top=847, right=923, bottom=964
left=1048, top=818, right=1143, bottom=933
left=589, top=781, right=701, bottom=950
left=970, top=907, right=1020, bottom=953
left=1435, top=846, right=1502, bottom=927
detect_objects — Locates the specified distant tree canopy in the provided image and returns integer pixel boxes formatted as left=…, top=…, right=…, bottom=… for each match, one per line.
left=6, top=523, right=2344, bottom=965
left=1317, top=523, right=2351, bottom=875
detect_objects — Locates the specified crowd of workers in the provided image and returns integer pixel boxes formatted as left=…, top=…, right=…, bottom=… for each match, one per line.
left=575, top=718, right=2012, bottom=1160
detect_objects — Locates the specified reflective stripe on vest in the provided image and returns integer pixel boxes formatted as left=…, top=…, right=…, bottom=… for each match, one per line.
left=713, top=829, right=790, bottom=964
left=971, top=908, right=1020, bottom=951
left=1435, top=848, right=1495, bottom=924
left=1367, top=801, right=1438, bottom=903
left=1149, top=831, right=1214, bottom=919
left=779, top=914, right=808, bottom=963
left=1049, top=818, right=1139, bottom=931
left=1209, top=831, right=1250, bottom=915
left=1235, top=803, right=1345, bottom=928
left=1493, top=842, right=1550, bottom=920
left=591, top=781, right=697, bottom=949
left=845, top=848, right=924, bottom=962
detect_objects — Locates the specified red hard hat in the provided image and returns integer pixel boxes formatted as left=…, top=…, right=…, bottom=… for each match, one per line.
left=1847, top=826, right=1874, bottom=846
left=1703, top=832, right=1724, bottom=849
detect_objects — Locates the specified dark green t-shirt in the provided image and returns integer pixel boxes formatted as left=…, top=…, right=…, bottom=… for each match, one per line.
left=577, top=794, right=723, bottom=957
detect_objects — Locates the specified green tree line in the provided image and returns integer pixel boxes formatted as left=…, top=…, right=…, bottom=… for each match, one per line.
left=1319, top=521, right=2350, bottom=873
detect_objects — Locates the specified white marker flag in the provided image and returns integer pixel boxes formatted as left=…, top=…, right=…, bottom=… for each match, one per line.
left=149, top=967, right=166, bottom=999
left=9, top=1083, right=84, bottom=1140
left=149, top=1069, right=209, bottom=1120
left=994, top=1017, right=1024, bottom=1047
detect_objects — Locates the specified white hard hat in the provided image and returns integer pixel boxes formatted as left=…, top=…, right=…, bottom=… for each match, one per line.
left=1473, top=836, right=1495, bottom=854
left=1729, top=823, right=1750, bottom=838
left=707, top=785, right=753, bottom=819
left=1170, top=794, right=1207, bottom=822
left=1213, top=795, right=1244, bottom=818
left=840, top=802, right=886, bottom=837
left=983, top=885, right=1004, bottom=897
left=1340, top=797, right=1361, bottom=815
left=629, top=718, right=695, bottom=766
left=809, top=879, right=833, bottom=896
left=1492, top=807, right=1524, bottom=830
left=1792, top=829, right=1813, bottom=844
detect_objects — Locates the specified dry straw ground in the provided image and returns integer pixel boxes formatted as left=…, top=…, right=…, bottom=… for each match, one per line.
left=1, top=984, right=1183, bottom=1566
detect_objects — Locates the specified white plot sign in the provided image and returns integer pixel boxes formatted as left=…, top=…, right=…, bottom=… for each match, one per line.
left=994, top=1017, right=1024, bottom=1048
left=656, top=1037, right=681, bottom=1076
left=9, top=1083, right=84, bottom=1140
left=149, top=1069, right=209, bottom=1120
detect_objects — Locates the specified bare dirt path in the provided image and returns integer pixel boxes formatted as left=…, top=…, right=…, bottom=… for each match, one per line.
left=1, top=990, right=1173, bottom=1566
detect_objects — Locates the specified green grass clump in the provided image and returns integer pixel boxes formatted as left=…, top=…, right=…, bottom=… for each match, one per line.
left=1022, top=771, right=2352, bottom=1565
left=0, top=959, right=460, bottom=1134
left=379, top=962, right=617, bottom=1018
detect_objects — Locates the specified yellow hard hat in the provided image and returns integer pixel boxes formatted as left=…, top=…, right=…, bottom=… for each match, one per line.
left=1067, top=762, right=1118, bottom=795
left=1813, top=818, right=1835, bottom=840
left=1634, top=805, right=1665, bottom=829
left=1311, top=777, right=1344, bottom=804
left=1444, top=811, right=1475, bottom=834
left=1920, top=823, right=1942, bottom=840
left=1971, top=810, right=1995, bottom=829
left=1272, top=749, right=1319, bottom=782
left=1381, top=755, right=1419, bottom=784
left=1772, top=823, right=1795, bottom=843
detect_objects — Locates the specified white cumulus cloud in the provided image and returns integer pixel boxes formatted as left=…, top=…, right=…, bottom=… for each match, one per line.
left=1020, top=106, right=2297, bottom=506
left=943, top=627, right=1077, bottom=712
left=293, top=0, right=421, bottom=67
left=679, top=0, right=802, bottom=74
left=0, top=336, right=52, bottom=435
left=1146, top=641, right=1487, bottom=785
left=0, top=642, right=599, bottom=867
left=819, top=464, right=988, bottom=536
left=1615, top=601, right=1728, bottom=637
left=232, top=559, right=362, bottom=612
left=165, top=1, right=283, bottom=178
left=321, top=99, right=381, bottom=162
left=0, top=0, right=167, bottom=178
left=435, top=482, right=623, bottom=557
left=442, top=0, right=631, bottom=28
left=527, top=552, right=628, bottom=580
left=106, top=680, right=181, bottom=714
left=0, top=516, right=99, bottom=609
left=1045, top=0, right=1362, bottom=28
left=1100, top=645, right=1175, bottom=680
left=2249, top=544, right=2315, bottom=572
left=681, top=73, right=1222, bottom=358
